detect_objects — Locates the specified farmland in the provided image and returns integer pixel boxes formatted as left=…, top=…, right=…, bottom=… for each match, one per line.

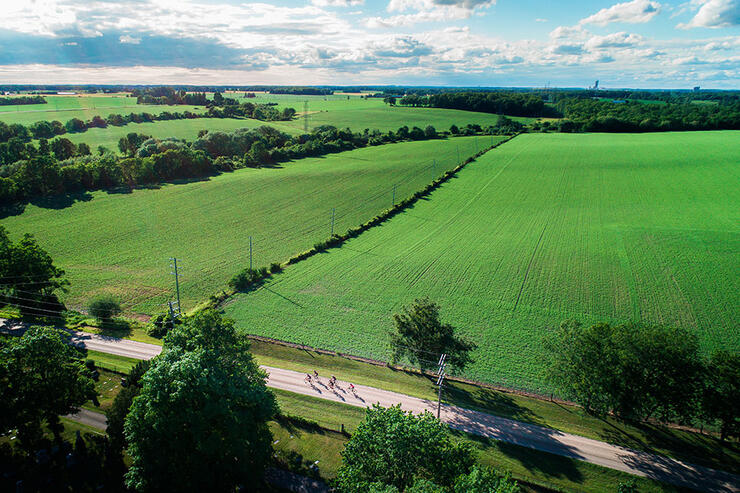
left=1, top=135, right=494, bottom=313
left=0, top=94, right=206, bottom=126
left=224, top=131, right=740, bottom=392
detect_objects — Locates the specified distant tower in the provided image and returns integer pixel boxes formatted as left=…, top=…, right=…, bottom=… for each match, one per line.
left=593, top=80, right=599, bottom=90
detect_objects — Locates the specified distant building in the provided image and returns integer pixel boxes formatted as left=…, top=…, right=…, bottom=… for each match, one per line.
left=693, top=86, right=701, bottom=92
left=57, top=91, right=77, bottom=95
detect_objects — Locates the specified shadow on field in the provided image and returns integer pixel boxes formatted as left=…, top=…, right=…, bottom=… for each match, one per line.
left=446, top=384, right=539, bottom=424
left=0, top=191, right=97, bottom=218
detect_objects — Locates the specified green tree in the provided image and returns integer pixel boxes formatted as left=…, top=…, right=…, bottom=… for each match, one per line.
left=124, top=310, right=277, bottom=492
left=0, top=327, right=96, bottom=449
left=87, top=294, right=122, bottom=323
left=0, top=226, right=68, bottom=316
left=107, top=359, right=151, bottom=455
left=546, top=320, right=704, bottom=422
left=424, top=125, right=437, bottom=138
left=383, top=96, right=397, bottom=106
left=51, top=137, right=76, bottom=160
left=702, top=350, right=740, bottom=440
left=77, top=142, right=92, bottom=156
left=390, top=298, right=476, bottom=372
left=452, top=465, right=518, bottom=493
left=335, top=404, right=474, bottom=492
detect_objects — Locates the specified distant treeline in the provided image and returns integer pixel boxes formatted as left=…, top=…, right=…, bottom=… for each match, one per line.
left=536, top=89, right=740, bottom=105
left=538, top=98, right=740, bottom=132
left=0, top=104, right=296, bottom=166
left=250, top=86, right=334, bottom=96
left=0, top=96, right=46, bottom=106
left=397, top=92, right=555, bottom=118
left=0, top=121, right=510, bottom=206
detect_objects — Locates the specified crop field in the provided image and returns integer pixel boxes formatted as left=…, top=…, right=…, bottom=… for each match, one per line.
left=54, top=117, right=300, bottom=153
left=1, top=135, right=495, bottom=314
left=224, top=131, right=740, bottom=392
left=0, top=94, right=205, bottom=125
left=221, top=92, right=537, bottom=132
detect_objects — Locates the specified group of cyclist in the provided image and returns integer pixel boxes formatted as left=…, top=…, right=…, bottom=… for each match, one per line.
left=304, top=370, right=356, bottom=394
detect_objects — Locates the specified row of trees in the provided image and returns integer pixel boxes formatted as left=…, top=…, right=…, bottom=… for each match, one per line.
left=541, top=98, right=740, bottom=133
left=547, top=320, right=739, bottom=439
left=0, top=121, right=485, bottom=206
left=396, top=92, right=554, bottom=118
left=0, top=95, right=46, bottom=106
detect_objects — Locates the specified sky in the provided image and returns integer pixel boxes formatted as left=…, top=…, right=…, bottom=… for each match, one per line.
left=0, top=0, right=738, bottom=88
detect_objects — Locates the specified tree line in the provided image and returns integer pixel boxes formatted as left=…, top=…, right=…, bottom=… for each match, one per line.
left=534, top=98, right=740, bottom=133
left=396, top=91, right=554, bottom=118
left=0, top=122, right=497, bottom=207
left=0, top=96, right=46, bottom=106
left=547, top=320, right=739, bottom=440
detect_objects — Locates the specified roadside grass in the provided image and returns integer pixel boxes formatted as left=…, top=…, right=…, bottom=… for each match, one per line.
left=82, top=368, right=123, bottom=413
left=85, top=349, right=143, bottom=374
left=2, top=136, right=492, bottom=314
left=271, top=388, right=683, bottom=492
left=250, top=339, right=740, bottom=474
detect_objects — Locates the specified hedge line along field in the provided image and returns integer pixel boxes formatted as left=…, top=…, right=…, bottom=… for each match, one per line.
left=0, top=94, right=206, bottom=125
left=54, top=117, right=300, bottom=153
left=224, top=131, right=740, bottom=392
left=1, top=135, right=496, bottom=314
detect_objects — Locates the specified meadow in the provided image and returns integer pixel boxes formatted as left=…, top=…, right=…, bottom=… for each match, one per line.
left=1, top=135, right=494, bottom=313
left=224, top=131, right=740, bottom=392
left=0, top=94, right=205, bottom=126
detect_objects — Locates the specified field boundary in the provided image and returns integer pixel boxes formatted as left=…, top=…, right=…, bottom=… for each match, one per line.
left=203, top=133, right=520, bottom=312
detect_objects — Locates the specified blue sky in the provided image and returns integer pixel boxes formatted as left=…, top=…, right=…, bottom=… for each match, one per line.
left=0, top=0, right=738, bottom=88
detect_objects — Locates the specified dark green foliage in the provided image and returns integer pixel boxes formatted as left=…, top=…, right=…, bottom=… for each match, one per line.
left=269, top=262, right=283, bottom=274
left=400, top=91, right=548, bottom=117
left=335, top=404, right=475, bottom=492
left=106, top=359, right=151, bottom=455
left=0, top=326, right=96, bottom=449
left=546, top=320, right=705, bottom=422
left=390, top=298, right=476, bottom=372
left=124, top=310, right=277, bottom=492
left=229, top=266, right=269, bottom=291
left=702, top=350, right=740, bottom=440
left=145, top=311, right=180, bottom=338
left=87, top=294, right=122, bottom=322
left=0, top=226, right=68, bottom=316
left=0, top=95, right=46, bottom=106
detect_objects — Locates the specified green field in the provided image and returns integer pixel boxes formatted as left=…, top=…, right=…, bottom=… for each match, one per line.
left=0, top=94, right=205, bottom=125
left=224, top=131, right=740, bottom=392
left=55, top=117, right=299, bottom=152
left=1, top=136, right=495, bottom=313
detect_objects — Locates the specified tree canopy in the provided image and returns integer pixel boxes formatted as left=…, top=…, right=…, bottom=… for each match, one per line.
left=390, top=298, right=475, bottom=372
left=124, top=310, right=277, bottom=492
left=0, top=327, right=96, bottom=448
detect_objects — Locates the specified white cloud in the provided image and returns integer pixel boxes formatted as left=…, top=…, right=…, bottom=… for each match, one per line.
left=311, top=0, right=364, bottom=6
left=677, top=0, right=740, bottom=28
left=119, top=35, right=141, bottom=44
left=580, top=0, right=661, bottom=26
left=585, top=32, right=644, bottom=49
left=367, top=0, right=495, bottom=27
left=535, top=18, right=548, bottom=22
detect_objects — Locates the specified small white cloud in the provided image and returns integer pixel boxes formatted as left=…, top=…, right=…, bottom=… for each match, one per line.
left=63, top=41, right=78, bottom=46
left=580, top=0, right=661, bottom=26
left=535, top=18, right=548, bottom=22
left=119, top=35, right=141, bottom=45
left=585, top=32, right=644, bottom=49
left=312, top=0, right=364, bottom=6
left=677, top=0, right=740, bottom=29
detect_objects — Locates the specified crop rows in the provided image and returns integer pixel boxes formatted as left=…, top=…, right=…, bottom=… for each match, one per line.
left=224, top=131, right=740, bottom=392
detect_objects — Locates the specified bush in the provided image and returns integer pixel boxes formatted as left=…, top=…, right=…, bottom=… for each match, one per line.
left=146, top=312, right=178, bottom=338
left=87, top=294, right=122, bottom=321
left=229, top=267, right=268, bottom=291
left=269, top=262, right=283, bottom=274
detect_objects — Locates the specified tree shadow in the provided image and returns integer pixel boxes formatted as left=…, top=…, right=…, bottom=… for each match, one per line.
left=455, top=431, right=584, bottom=483
left=445, top=384, right=538, bottom=425
left=91, top=318, right=133, bottom=338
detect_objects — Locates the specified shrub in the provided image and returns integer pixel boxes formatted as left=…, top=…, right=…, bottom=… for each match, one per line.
left=146, top=311, right=180, bottom=338
left=229, top=267, right=268, bottom=291
left=88, top=294, right=122, bottom=322
left=269, top=262, right=283, bottom=274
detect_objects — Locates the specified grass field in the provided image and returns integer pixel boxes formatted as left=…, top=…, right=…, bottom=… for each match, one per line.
left=1, top=136, right=496, bottom=314
left=0, top=94, right=206, bottom=126
left=224, top=131, right=740, bottom=393
left=54, top=117, right=299, bottom=153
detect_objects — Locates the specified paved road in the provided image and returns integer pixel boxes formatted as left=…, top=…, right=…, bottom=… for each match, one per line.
left=5, top=322, right=739, bottom=492
left=65, top=408, right=108, bottom=430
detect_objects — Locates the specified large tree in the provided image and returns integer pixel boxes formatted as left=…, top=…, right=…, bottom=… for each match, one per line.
left=390, top=298, right=475, bottom=372
left=124, top=310, right=277, bottom=492
left=0, top=327, right=96, bottom=448
left=702, top=350, right=740, bottom=441
left=0, top=226, right=68, bottom=316
left=336, top=404, right=475, bottom=492
left=546, top=320, right=704, bottom=422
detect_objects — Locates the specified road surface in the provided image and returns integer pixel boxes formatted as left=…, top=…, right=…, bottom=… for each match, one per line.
left=4, top=321, right=739, bottom=492
left=65, top=408, right=108, bottom=430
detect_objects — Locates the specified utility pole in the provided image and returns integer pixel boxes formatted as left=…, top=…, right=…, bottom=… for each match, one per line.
left=330, top=208, right=336, bottom=236
left=303, top=100, right=309, bottom=133
left=392, top=184, right=397, bottom=206
left=169, top=257, right=181, bottom=316
left=436, top=354, right=447, bottom=420
left=168, top=300, right=178, bottom=327
left=249, top=236, right=253, bottom=270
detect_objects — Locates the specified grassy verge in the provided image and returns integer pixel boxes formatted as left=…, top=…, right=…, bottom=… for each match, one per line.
left=81, top=367, right=124, bottom=413
left=250, top=339, right=740, bottom=474
left=85, top=349, right=142, bottom=374
left=271, top=388, right=680, bottom=492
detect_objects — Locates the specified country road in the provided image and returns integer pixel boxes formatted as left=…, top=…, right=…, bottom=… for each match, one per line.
left=4, top=321, right=739, bottom=492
